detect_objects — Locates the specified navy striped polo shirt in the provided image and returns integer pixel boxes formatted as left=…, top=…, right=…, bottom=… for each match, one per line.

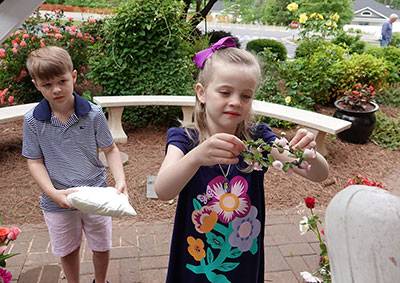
left=22, top=93, right=114, bottom=212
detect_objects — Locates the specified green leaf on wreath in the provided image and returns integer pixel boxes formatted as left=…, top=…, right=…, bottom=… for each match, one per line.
left=227, top=248, right=242, bottom=259
left=206, top=232, right=224, bottom=249
left=193, top=199, right=202, bottom=210
left=206, top=247, right=214, bottom=264
left=250, top=239, right=258, bottom=255
left=216, top=262, right=240, bottom=272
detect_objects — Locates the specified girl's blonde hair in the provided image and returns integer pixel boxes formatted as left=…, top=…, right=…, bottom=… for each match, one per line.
left=26, top=46, right=73, bottom=81
left=187, top=47, right=261, bottom=143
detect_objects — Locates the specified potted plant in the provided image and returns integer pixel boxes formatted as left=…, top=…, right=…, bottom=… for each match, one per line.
left=333, top=83, right=379, bottom=144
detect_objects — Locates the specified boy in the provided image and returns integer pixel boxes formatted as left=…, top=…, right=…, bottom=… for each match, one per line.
left=22, top=46, right=127, bottom=283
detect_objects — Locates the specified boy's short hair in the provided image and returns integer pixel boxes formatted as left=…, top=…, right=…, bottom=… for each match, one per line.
left=26, top=46, right=73, bottom=81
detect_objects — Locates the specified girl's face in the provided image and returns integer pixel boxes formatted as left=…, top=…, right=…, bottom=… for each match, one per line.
left=196, top=61, right=258, bottom=135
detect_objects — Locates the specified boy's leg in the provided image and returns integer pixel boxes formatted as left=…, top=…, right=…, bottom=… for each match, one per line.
left=43, top=210, right=83, bottom=283
left=60, top=247, right=80, bottom=283
left=93, top=250, right=110, bottom=283
left=82, top=213, right=112, bottom=283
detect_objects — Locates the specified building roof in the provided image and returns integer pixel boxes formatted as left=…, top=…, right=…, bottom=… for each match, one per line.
left=354, top=0, right=400, bottom=17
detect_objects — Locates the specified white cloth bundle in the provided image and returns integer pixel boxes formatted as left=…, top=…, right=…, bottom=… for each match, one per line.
left=67, top=186, right=136, bottom=217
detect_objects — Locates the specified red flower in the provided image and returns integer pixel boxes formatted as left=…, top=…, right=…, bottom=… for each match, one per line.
left=0, top=227, right=10, bottom=242
left=304, top=197, right=316, bottom=209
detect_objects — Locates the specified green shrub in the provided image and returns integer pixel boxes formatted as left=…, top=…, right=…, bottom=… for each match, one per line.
left=246, top=38, right=287, bottom=61
left=365, top=46, right=400, bottom=84
left=376, top=84, right=400, bottom=107
left=371, top=112, right=400, bottom=150
left=295, top=38, right=327, bottom=58
left=88, top=0, right=195, bottom=127
left=287, top=43, right=346, bottom=104
left=390, top=32, right=400, bottom=47
left=332, top=31, right=366, bottom=54
left=256, top=50, right=315, bottom=129
left=0, top=10, right=99, bottom=104
left=332, top=53, right=388, bottom=94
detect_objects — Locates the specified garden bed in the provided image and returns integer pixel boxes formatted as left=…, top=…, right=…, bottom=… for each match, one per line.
left=39, top=3, right=114, bottom=14
left=1, top=110, right=400, bottom=225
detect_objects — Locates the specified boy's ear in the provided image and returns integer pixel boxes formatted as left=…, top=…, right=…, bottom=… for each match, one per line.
left=72, top=70, right=77, bottom=84
left=195, top=83, right=206, bottom=104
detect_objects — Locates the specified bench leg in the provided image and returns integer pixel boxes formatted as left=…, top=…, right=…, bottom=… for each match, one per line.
left=181, top=106, right=194, bottom=125
left=315, top=131, right=328, bottom=156
left=107, top=107, right=127, bottom=143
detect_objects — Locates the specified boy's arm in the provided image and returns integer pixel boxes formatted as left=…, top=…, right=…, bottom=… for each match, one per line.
left=101, top=143, right=127, bottom=195
left=26, top=159, right=72, bottom=208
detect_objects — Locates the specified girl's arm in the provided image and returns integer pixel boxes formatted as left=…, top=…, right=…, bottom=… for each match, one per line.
left=27, top=159, right=72, bottom=208
left=102, top=143, right=128, bottom=195
left=154, top=133, right=245, bottom=201
left=271, top=129, right=329, bottom=182
left=154, top=144, right=200, bottom=201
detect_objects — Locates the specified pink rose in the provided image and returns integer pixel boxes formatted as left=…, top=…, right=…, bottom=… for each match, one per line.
left=22, top=33, right=29, bottom=39
left=7, top=96, right=14, bottom=106
left=7, top=227, right=21, bottom=241
left=20, top=40, right=27, bottom=47
left=0, top=48, right=6, bottom=58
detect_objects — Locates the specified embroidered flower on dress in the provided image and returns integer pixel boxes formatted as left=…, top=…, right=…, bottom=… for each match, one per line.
left=207, top=176, right=251, bottom=224
left=229, top=206, right=261, bottom=252
left=192, top=206, right=218, bottom=234
left=187, top=236, right=206, bottom=261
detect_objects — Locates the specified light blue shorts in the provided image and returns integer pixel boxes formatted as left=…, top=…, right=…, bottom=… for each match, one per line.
left=43, top=210, right=112, bottom=257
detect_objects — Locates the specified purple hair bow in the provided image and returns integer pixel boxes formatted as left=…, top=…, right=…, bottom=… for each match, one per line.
left=193, top=36, right=237, bottom=69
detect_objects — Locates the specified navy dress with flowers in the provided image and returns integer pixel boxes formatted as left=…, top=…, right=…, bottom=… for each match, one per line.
left=165, top=124, right=276, bottom=283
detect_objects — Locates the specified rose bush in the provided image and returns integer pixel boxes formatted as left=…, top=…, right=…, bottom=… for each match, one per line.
left=0, top=9, right=101, bottom=105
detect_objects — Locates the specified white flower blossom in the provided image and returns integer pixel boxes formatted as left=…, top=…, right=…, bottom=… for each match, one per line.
left=272, top=160, right=284, bottom=171
left=299, top=216, right=310, bottom=235
left=300, top=271, right=322, bottom=283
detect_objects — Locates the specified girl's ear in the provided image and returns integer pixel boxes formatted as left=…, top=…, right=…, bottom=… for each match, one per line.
left=195, top=83, right=206, bottom=104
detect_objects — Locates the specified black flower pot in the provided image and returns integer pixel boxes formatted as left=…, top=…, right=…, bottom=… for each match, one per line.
left=333, top=100, right=379, bottom=144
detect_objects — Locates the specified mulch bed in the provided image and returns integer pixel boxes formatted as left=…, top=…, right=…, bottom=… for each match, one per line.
left=1, top=108, right=400, bottom=225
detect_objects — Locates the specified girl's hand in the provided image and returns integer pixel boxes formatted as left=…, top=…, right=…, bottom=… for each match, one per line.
left=289, top=128, right=316, bottom=151
left=193, top=133, right=246, bottom=166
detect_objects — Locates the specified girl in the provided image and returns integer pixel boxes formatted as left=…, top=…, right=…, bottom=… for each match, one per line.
left=154, top=37, right=329, bottom=283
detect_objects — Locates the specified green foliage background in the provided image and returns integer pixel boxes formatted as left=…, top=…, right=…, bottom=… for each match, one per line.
left=88, top=0, right=195, bottom=127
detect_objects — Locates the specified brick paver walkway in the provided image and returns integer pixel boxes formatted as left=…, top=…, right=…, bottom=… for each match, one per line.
left=7, top=209, right=322, bottom=283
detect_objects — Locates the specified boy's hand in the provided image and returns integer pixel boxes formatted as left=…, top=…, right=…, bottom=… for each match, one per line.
left=193, top=133, right=246, bottom=166
left=51, top=189, right=76, bottom=209
left=115, top=180, right=128, bottom=197
left=289, top=129, right=316, bottom=151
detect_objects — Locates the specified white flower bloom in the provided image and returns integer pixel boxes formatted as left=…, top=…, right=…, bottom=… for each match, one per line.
left=272, top=160, right=283, bottom=171
left=299, top=216, right=310, bottom=235
left=275, top=137, right=289, bottom=148
left=300, top=271, right=322, bottom=283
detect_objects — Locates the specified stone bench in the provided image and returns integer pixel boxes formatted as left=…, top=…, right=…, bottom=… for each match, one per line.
left=0, top=102, right=38, bottom=124
left=93, top=95, right=352, bottom=156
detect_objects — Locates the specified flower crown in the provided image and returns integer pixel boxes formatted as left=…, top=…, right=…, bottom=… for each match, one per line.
left=192, top=36, right=237, bottom=69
